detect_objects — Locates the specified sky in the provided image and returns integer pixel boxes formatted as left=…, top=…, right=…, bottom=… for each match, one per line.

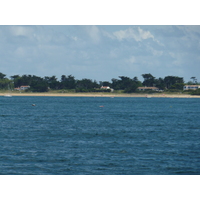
left=0, top=25, right=200, bottom=83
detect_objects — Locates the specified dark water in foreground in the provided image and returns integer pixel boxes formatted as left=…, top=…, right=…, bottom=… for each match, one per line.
left=0, top=96, right=199, bottom=175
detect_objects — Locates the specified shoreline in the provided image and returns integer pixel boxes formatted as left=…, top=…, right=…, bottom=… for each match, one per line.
left=1, top=92, right=200, bottom=98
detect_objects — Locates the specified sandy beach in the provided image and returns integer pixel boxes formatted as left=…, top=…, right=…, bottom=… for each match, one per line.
left=0, top=92, right=200, bottom=98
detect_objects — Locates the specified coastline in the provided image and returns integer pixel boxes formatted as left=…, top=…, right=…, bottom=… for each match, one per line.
left=0, top=92, right=200, bottom=98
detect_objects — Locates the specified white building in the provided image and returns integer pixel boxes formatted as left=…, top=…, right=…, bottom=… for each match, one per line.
left=183, top=85, right=200, bottom=90
left=14, top=86, right=30, bottom=91
left=100, top=86, right=114, bottom=92
left=137, top=87, right=159, bottom=91
left=100, top=86, right=110, bottom=90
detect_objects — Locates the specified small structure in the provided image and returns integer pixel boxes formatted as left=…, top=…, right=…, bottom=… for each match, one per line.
left=100, top=86, right=111, bottom=90
left=100, top=86, right=114, bottom=92
left=14, top=85, right=30, bottom=91
left=183, top=85, right=200, bottom=90
left=137, top=86, right=159, bottom=91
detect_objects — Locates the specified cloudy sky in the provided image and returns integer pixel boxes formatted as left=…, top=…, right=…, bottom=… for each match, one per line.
left=0, top=25, right=200, bottom=83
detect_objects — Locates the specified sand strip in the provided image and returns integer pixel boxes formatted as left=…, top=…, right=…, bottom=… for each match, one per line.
left=0, top=93, right=200, bottom=98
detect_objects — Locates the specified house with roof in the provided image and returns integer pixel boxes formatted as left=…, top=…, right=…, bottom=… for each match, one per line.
left=100, top=86, right=110, bottom=90
left=14, top=86, right=30, bottom=91
left=183, top=85, right=200, bottom=90
left=100, top=86, right=114, bottom=92
left=137, top=86, right=159, bottom=91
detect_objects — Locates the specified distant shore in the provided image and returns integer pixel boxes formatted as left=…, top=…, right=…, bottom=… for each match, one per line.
left=1, top=92, right=200, bottom=98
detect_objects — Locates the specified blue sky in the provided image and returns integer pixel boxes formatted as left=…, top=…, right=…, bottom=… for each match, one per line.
left=0, top=25, right=200, bottom=83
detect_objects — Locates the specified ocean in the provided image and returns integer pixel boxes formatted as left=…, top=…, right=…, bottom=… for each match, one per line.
left=0, top=96, right=199, bottom=175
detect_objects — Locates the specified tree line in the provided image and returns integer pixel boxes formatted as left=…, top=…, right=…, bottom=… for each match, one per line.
left=0, top=72, right=198, bottom=93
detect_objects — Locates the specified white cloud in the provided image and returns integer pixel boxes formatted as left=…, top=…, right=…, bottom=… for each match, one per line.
left=85, top=25, right=101, bottom=44
left=178, top=25, right=200, bottom=37
left=113, top=27, right=154, bottom=42
left=138, top=27, right=154, bottom=40
left=9, top=26, right=33, bottom=37
left=0, top=25, right=199, bottom=82
left=102, top=30, right=115, bottom=40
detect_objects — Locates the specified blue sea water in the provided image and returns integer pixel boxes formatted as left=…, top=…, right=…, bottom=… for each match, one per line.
left=0, top=96, right=199, bottom=175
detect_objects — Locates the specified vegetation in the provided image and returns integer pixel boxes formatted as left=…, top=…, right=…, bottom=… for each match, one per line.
left=191, top=88, right=200, bottom=95
left=0, top=72, right=199, bottom=94
left=0, top=72, right=13, bottom=90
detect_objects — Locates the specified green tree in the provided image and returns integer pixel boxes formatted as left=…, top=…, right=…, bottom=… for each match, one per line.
left=124, top=76, right=142, bottom=93
left=191, top=88, right=200, bottom=95
left=111, top=76, right=142, bottom=92
left=154, top=77, right=165, bottom=90
left=142, top=73, right=155, bottom=87
left=170, top=83, right=185, bottom=90
left=76, top=78, right=98, bottom=92
left=30, top=81, right=48, bottom=92
left=100, top=81, right=112, bottom=87
left=44, top=76, right=60, bottom=89
left=0, top=78, right=12, bottom=89
left=0, top=72, right=12, bottom=89
left=190, top=77, right=197, bottom=84
left=60, top=75, right=76, bottom=89
left=10, top=75, right=20, bottom=88
left=164, top=76, right=184, bottom=89
left=111, top=78, right=120, bottom=90
left=0, top=72, right=6, bottom=79
left=30, top=76, right=48, bottom=92
left=11, top=74, right=32, bottom=88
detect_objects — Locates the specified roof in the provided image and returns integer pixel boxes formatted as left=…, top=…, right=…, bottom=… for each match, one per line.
left=101, top=86, right=110, bottom=88
left=184, top=85, right=200, bottom=87
left=138, top=87, right=158, bottom=89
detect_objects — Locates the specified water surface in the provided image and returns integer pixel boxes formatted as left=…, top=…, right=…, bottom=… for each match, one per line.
left=0, top=96, right=199, bottom=174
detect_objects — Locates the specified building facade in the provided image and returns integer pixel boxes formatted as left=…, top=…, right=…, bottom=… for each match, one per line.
left=183, top=85, right=200, bottom=90
left=14, top=86, right=30, bottom=91
left=137, top=87, right=159, bottom=91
